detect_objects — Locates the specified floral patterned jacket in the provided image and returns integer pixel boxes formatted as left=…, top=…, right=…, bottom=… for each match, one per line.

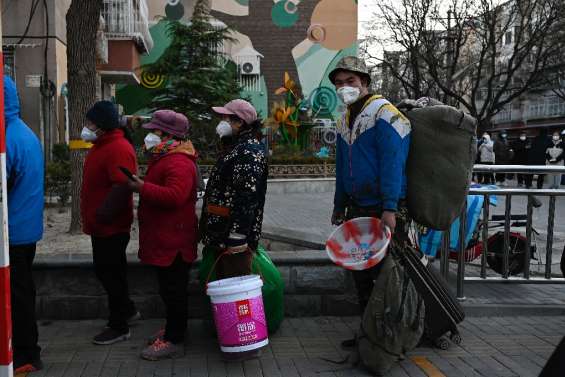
left=200, top=130, right=268, bottom=250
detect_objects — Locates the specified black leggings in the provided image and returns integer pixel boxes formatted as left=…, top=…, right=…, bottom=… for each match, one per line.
left=155, top=254, right=190, bottom=344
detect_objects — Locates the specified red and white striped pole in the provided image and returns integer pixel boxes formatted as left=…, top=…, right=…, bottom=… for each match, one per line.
left=0, top=4, right=14, bottom=376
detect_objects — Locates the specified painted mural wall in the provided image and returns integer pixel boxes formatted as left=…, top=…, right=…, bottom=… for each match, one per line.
left=117, top=0, right=358, bottom=120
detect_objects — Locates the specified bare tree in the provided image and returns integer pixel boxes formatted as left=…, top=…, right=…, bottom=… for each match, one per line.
left=364, top=0, right=565, bottom=128
left=362, top=0, right=443, bottom=101
left=66, top=0, right=103, bottom=233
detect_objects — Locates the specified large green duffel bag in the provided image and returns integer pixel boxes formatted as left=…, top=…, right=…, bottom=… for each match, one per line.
left=399, top=99, right=477, bottom=230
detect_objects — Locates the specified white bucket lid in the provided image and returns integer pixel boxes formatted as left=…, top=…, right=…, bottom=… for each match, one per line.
left=207, top=274, right=263, bottom=297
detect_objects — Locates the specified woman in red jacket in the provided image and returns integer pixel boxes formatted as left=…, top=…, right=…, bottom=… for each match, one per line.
left=127, top=110, right=198, bottom=360
left=80, top=101, right=140, bottom=346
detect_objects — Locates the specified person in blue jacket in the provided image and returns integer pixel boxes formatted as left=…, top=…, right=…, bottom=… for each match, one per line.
left=4, top=76, right=44, bottom=373
left=329, top=57, right=411, bottom=347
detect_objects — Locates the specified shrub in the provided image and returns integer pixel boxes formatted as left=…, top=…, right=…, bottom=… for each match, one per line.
left=46, top=143, right=71, bottom=207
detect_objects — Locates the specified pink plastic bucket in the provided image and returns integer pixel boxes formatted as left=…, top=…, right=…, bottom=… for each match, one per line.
left=206, top=275, right=268, bottom=353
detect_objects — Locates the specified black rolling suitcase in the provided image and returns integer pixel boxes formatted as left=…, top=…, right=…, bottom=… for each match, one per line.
left=400, top=246, right=465, bottom=349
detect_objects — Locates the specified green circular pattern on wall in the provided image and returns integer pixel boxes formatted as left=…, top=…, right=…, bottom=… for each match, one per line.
left=310, top=86, right=338, bottom=116
left=271, top=1, right=299, bottom=28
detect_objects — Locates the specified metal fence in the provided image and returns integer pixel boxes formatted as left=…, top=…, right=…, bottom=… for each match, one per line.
left=442, top=165, right=565, bottom=301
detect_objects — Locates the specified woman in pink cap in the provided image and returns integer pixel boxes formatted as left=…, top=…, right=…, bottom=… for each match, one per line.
left=127, top=110, right=199, bottom=360
left=199, top=99, right=268, bottom=360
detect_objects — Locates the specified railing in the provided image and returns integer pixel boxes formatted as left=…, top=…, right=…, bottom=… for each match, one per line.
left=443, top=165, right=565, bottom=301
left=101, top=0, right=154, bottom=53
left=492, top=98, right=565, bottom=124
left=527, top=100, right=565, bottom=120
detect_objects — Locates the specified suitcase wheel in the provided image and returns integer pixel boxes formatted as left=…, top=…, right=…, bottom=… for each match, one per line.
left=434, top=336, right=451, bottom=350
left=450, top=332, right=462, bottom=345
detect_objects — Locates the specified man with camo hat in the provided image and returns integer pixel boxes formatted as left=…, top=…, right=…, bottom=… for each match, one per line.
left=329, top=56, right=412, bottom=347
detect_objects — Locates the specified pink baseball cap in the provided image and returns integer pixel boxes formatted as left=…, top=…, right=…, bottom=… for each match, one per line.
left=212, top=99, right=257, bottom=125
left=143, top=110, right=190, bottom=138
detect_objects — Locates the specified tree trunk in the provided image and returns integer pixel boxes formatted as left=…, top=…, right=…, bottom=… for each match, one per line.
left=66, top=0, right=102, bottom=234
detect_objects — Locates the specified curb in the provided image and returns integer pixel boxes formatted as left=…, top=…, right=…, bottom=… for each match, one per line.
left=461, top=303, right=565, bottom=317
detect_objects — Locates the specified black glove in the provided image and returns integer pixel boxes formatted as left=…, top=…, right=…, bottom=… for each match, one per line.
left=331, top=209, right=345, bottom=226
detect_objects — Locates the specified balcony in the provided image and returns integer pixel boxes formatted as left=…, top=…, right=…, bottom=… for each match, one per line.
left=101, top=0, right=153, bottom=53
left=97, top=0, right=154, bottom=85
left=493, top=97, right=565, bottom=125
left=527, top=99, right=565, bottom=120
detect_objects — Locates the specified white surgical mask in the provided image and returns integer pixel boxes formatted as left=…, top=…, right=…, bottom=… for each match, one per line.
left=144, top=132, right=162, bottom=150
left=337, top=86, right=361, bottom=105
left=520, top=136, right=526, bottom=141
left=216, top=121, right=233, bottom=138
left=81, top=127, right=98, bottom=142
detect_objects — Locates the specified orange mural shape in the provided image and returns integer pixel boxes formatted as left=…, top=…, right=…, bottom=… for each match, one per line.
left=310, top=0, right=357, bottom=51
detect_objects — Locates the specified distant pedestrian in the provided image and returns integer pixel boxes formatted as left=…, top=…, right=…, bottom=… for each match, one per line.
left=478, top=133, right=495, bottom=184
left=81, top=101, right=140, bottom=345
left=546, top=131, right=564, bottom=189
left=560, top=129, right=565, bottom=186
left=526, top=129, right=551, bottom=189
left=127, top=110, right=199, bottom=360
left=4, top=76, right=44, bottom=373
left=493, top=132, right=513, bottom=185
left=512, top=132, right=530, bottom=186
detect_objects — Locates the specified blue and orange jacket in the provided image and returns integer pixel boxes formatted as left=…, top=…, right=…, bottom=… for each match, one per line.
left=334, top=95, right=411, bottom=212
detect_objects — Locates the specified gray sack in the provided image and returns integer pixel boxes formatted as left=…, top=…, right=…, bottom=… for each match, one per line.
left=399, top=99, right=477, bottom=230
left=355, top=248, right=425, bottom=376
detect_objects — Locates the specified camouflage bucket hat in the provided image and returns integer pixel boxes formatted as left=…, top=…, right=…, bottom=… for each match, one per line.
left=329, top=56, right=371, bottom=86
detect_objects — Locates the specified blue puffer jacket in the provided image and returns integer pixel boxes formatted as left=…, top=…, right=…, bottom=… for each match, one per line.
left=5, top=76, right=44, bottom=245
left=334, top=96, right=411, bottom=212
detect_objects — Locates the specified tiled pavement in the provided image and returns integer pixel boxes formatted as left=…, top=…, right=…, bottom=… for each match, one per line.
left=25, top=316, right=564, bottom=377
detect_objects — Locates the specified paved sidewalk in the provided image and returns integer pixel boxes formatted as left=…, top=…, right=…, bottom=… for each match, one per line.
left=27, top=316, right=563, bottom=377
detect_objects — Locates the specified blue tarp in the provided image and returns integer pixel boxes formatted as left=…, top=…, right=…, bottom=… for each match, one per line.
left=419, top=185, right=498, bottom=257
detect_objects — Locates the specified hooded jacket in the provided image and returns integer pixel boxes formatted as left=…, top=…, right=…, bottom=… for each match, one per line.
left=334, top=95, right=411, bottom=212
left=478, top=135, right=495, bottom=163
left=5, top=76, right=44, bottom=245
left=138, top=142, right=199, bottom=266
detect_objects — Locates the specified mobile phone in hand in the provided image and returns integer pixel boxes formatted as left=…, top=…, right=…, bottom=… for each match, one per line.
left=119, top=166, right=135, bottom=181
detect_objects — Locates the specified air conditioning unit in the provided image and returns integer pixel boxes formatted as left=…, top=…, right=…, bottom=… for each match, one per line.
left=239, top=57, right=260, bottom=75
left=233, top=46, right=264, bottom=76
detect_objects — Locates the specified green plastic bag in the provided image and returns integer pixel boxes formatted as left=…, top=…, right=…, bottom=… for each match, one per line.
left=199, top=245, right=285, bottom=334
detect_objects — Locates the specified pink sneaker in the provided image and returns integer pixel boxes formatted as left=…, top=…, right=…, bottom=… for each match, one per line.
left=141, top=338, right=184, bottom=361
left=146, top=328, right=165, bottom=345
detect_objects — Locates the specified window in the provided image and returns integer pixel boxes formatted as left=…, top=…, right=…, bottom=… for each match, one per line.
left=505, top=31, right=512, bottom=45
left=513, top=26, right=521, bottom=42
left=3, top=47, right=15, bottom=80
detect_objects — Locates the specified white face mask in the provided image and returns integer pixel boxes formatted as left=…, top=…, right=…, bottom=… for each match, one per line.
left=520, top=136, right=526, bottom=141
left=216, top=121, right=233, bottom=138
left=337, top=86, right=361, bottom=105
left=144, top=132, right=162, bottom=150
left=81, top=127, right=98, bottom=142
